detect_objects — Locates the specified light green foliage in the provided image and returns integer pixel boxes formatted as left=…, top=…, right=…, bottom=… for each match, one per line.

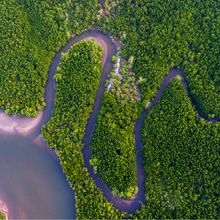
left=97, top=0, right=118, bottom=20
left=111, top=60, right=140, bottom=103
left=0, top=212, right=5, bottom=220
left=112, top=55, right=118, bottom=63
left=1, top=0, right=220, bottom=218
left=42, top=41, right=124, bottom=218
left=134, top=80, right=220, bottom=219
left=128, top=56, right=134, bottom=68
left=66, top=0, right=99, bottom=34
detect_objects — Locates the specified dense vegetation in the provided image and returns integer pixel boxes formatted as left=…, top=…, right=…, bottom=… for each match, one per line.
left=97, top=0, right=220, bottom=117
left=42, top=41, right=124, bottom=218
left=0, top=0, right=98, bottom=116
left=2, top=1, right=218, bottom=116
left=134, top=79, right=220, bottom=218
left=90, top=59, right=140, bottom=198
left=0, top=1, right=67, bottom=116
left=2, top=0, right=220, bottom=218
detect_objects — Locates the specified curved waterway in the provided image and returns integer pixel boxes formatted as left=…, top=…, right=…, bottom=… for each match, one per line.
left=0, top=30, right=219, bottom=217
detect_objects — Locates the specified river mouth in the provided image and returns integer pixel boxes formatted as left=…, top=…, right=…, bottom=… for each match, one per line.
left=0, top=135, right=75, bottom=219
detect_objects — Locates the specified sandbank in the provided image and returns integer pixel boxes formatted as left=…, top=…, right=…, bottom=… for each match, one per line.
left=0, top=111, right=43, bottom=136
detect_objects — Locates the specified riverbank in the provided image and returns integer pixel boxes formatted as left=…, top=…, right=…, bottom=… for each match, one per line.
left=0, top=111, right=43, bottom=136
left=0, top=200, right=8, bottom=220
left=83, top=36, right=108, bottom=64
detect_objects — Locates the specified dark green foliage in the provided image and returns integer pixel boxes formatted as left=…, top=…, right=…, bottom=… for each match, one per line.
left=90, top=60, right=140, bottom=198
left=48, top=40, right=103, bottom=142
left=2, top=0, right=220, bottom=218
left=0, top=0, right=68, bottom=116
left=42, top=41, right=124, bottom=218
left=97, top=0, right=220, bottom=117
left=134, top=79, right=220, bottom=219
left=0, top=0, right=99, bottom=117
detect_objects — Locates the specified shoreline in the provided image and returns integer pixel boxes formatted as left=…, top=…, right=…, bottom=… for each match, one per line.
left=0, top=111, right=43, bottom=136
left=0, top=200, right=8, bottom=220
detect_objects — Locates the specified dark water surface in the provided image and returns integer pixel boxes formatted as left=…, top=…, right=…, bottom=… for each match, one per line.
left=0, top=135, right=75, bottom=219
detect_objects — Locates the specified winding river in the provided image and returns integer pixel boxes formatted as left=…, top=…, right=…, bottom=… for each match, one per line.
left=0, top=30, right=219, bottom=218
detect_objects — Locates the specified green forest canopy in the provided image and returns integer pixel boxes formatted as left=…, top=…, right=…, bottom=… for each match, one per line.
left=1, top=0, right=219, bottom=219
left=135, top=79, right=220, bottom=219
left=98, top=0, right=220, bottom=117
left=0, top=0, right=97, bottom=116
left=90, top=59, right=140, bottom=199
left=0, top=0, right=219, bottom=117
